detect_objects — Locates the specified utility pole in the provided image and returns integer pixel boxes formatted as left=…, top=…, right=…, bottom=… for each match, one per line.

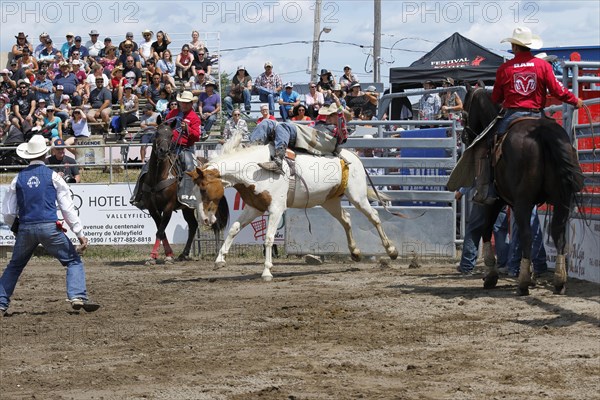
left=310, top=0, right=322, bottom=83
left=374, top=0, right=381, bottom=83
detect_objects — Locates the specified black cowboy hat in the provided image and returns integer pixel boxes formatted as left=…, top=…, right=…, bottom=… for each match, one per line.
left=15, top=32, right=28, bottom=39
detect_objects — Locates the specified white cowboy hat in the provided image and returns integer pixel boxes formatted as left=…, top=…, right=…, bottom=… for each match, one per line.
left=318, top=103, right=339, bottom=116
left=535, top=52, right=558, bottom=62
left=176, top=91, right=197, bottom=103
left=501, top=27, right=543, bottom=49
left=16, top=135, right=48, bottom=159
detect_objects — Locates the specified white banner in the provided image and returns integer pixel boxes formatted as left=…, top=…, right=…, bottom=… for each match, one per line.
left=0, top=183, right=284, bottom=247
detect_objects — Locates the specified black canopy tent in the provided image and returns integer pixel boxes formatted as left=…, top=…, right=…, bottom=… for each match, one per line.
left=389, top=32, right=505, bottom=89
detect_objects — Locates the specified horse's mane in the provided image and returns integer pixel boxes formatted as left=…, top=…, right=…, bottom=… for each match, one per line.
left=209, top=142, right=271, bottom=164
left=221, top=128, right=245, bottom=155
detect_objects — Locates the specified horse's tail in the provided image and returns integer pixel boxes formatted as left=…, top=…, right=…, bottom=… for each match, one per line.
left=212, top=195, right=230, bottom=233
left=538, top=120, right=584, bottom=202
left=367, top=187, right=392, bottom=203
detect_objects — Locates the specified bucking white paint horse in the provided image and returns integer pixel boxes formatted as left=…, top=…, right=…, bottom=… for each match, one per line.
left=189, top=134, right=398, bottom=281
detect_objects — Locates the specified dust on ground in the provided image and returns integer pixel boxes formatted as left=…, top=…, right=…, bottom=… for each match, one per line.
left=0, top=256, right=598, bottom=400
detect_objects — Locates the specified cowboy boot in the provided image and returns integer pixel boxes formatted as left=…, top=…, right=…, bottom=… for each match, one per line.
left=130, top=165, right=148, bottom=209
left=259, top=146, right=286, bottom=175
left=472, top=149, right=497, bottom=205
left=177, top=151, right=198, bottom=209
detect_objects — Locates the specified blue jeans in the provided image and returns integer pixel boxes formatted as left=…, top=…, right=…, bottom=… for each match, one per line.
left=223, top=89, right=251, bottom=116
left=258, top=87, right=278, bottom=115
left=0, top=222, right=88, bottom=310
left=459, top=196, right=508, bottom=273
left=250, top=120, right=296, bottom=150
left=279, top=105, right=292, bottom=121
left=497, top=109, right=542, bottom=134
left=507, top=207, right=547, bottom=276
left=203, top=113, right=217, bottom=133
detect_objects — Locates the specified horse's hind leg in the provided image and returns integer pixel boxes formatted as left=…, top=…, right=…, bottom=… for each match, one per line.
left=178, top=208, right=198, bottom=261
left=321, top=198, right=361, bottom=261
left=551, top=204, right=570, bottom=295
left=261, top=208, right=285, bottom=282
left=481, top=201, right=504, bottom=289
left=347, top=196, right=398, bottom=260
left=215, top=206, right=263, bottom=270
left=514, top=203, right=535, bottom=296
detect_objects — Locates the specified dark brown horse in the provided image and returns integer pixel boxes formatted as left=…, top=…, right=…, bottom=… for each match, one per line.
left=462, top=83, right=584, bottom=295
left=141, top=123, right=228, bottom=263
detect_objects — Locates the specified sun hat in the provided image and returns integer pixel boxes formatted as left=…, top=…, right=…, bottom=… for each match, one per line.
left=142, top=29, right=152, bottom=34
left=443, top=77, right=455, bottom=85
left=285, top=82, right=294, bottom=88
left=17, top=135, right=48, bottom=159
left=56, top=85, right=64, bottom=91
left=144, top=103, right=154, bottom=111
left=46, top=105, right=55, bottom=111
left=1, top=68, right=11, bottom=75
left=501, top=27, right=543, bottom=49
left=124, top=83, right=133, bottom=89
left=72, top=59, right=81, bottom=65
left=535, top=52, right=558, bottom=62
left=15, top=32, right=28, bottom=39
left=62, top=94, right=70, bottom=100
left=205, top=80, right=217, bottom=87
left=18, top=79, right=30, bottom=86
left=126, top=32, right=134, bottom=37
left=236, top=65, right=249, bottom=76
left=264, top=61, right=273, bottom=68
left=365, top=85, right=377, bottom=93
left=343, top=65, right=351, bottom=69
left=332, top=83, right=343, bottom=92
left=40, top=32, right=49, bottom=38
left=59, top=60, right=69, bottom=66
left=320, top=69, right=331, bottom=76
left=176, top=91, right=196, bottom=103
left=0, top=94, right=9, bottom=103
left=38, top=98, right=46, bottom=103
left=89, top=29, right=99, bottom=36
left=66, top=32, right=74, bottom=37
left=350, top=81, right=361, bottom=89
left=318, top=103, right=339, bottom=116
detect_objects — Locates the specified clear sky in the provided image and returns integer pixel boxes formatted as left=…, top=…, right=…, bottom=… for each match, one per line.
left=1, top=0, right=599, bottom=86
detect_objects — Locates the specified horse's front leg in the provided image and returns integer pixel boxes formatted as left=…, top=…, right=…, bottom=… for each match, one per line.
left=157, top=209, right=175, bottom=263
left=261, top=207, right=285, bottom=282
left=214, top=206, right=263, bottom=269
left=178, top=208, right=198, bottom=261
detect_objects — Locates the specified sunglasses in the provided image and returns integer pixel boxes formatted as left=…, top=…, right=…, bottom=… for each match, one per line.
left=298, top=108, right=306, bottom=112
left=72, top=52, right=79, bottom=55
left=233, top=113, right=241, bottom=116
left=19, top=86, right=28, bottom=89
left=198, top=53, right=205, bottom=56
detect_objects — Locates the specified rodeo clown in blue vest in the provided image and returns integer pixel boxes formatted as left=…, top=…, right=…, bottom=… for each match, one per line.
left=0, top=135, right=100, bottom=316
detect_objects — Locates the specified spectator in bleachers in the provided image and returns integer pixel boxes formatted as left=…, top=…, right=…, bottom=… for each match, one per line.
left=9, top=60, right=26, bottom=84
left=317, top=69, right=336, bottom=104
left=31, top=69, right=54, bottom=105
left=98, top=38, right=118, bottom=58
left=85, top=30, right=104, bottom=60
left=69, top=49, right=88, bottom=72
left=99, top=46, right=118, bottom=75
left=118, top=32, right=139, bottom=54
left=56, top=91, right=71, bottom=123
left=151, top=31, right=171, bottom=61
left=188, top=30, right=206, bottom=55
left=146, top=73, right=164, bottom=109
left=157, top=50, right=176, bottom=88
left=118, top=41, right=141, bottom=68
left=18, top=46, right=38, bottom=72
left=117, top=84, right=139, bottom=140
left=278, top=82, right=300, bottom=121
left=291, top=104, right=311, bottom=122
left=33, top=98, right=46, bottom=120
left=109, top=66, right=126, bottom=103
left=72, top=61, right=88, bottom=97
left=363, top=85, right=379, bottom=118
left=187, top=69, right=207, bottom=96
left=144, top=58, right=161, bottom=86
left=155, top=89, right=170, bottom=117
left=43, top=105, right=62, bottom=140
left=164, top=82, right=177, bottom=103
left=11, top=79, right=36, bottom=130
left=69, top=36, right=89, bottom=62
left=176, top=45, right=194, bottom=81
left=84, top=64, right=109, bottom=99
left=50, top=52, right=65, bottom=76
left=123, top=56, right=146, bottom=95
left=198, top=81, right=220, bottom=133
left=332, top=83, right=348, bottom=111
left=60, top=33, right=75, bottom=59
left=0, top=69, right=16, bottom=98
left=139, top=30, right=154, bottom=67
left=345, top=82, right=377, bottom=119
left=257, top=104, right=276, bottom=124
left=64, top=109, right=90, bottom=148
left=305, top=82, right=324, bottom=119
left=12, top=32, right=34, bottom=61
left=224, top=65, right=252, bottom=117
left=222, top=108, right=249, bottom=143
left=0, top=94, right=11, bottom=139
left=339, top=65, right=359, bottom=91
left=192, top=48, right=212, bottom=76
left=53, top=62, right=82, bottom=106
left=46, top=138, right=80, bottom=183
left=418, top=80, right=441, bottom=123
left=439, top=77, right=463, bottom=121
left=39, top=38, right=58, bottom=62
left=33, top=32, right=50, bottom=59
left=139, top=104, right=160, bottom=162
left=255, top=61, right=282, bottom=116
left=86, top=77, right=112, bottom=129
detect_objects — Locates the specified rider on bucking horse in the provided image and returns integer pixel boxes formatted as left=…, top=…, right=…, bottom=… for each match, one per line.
left=251, top=90, right=352, bottom=175
left=130, top=90, right=202, bottom=209
left=473, top=26, right=584, bottom=205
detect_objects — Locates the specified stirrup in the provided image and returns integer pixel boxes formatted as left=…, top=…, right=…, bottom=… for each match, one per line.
left=258, top=161, right=284, bottom=174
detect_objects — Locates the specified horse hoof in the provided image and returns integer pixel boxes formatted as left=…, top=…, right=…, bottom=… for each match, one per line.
left=213, top=261, right=226, bottom=270
left=145, top=259, right=156, bottom=266
left=554, top=284, right=566, bottom=295
left=262, top=275, right=273, bottom=282
left=177, top=254, right=192, bottom=262
left=164, top=256, right=174, bottom=264
left=351, top=252, right=361, bottom=262
left=517, top=286, right=530, bottom=296
left=389, top=247, right=398, bottom=260
left=483, top=274, right=498, bottom=289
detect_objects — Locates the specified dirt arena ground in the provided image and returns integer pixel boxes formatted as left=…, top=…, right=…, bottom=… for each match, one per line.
left=0, top=253, right=598, bottom=400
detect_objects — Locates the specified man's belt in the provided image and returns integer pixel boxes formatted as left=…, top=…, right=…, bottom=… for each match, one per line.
left=509, top=107, right=541, bottom=113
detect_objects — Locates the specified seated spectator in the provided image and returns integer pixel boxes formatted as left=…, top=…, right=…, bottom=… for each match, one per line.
left=123, top=56, right=145, bottom=95
left=345, top=82, right=372, bottom=119
left=339, top=65, right=358, bottom=91
left=117, top=84, right=139, bottom=139
left=38, top=38, right=58, bottom=62
left=254, top=61, right=282, bottom=116
left=72, top=61, right=88, bottom=91
left=176, top=45, right=194, bottom=81
left=60, top=32, right=75, bottom=59
left=305, top=82, right=324, bottom=119
left=155, top=88, right=170, bottom=117
left=118, top=40, right=141, bottom=69
left=317, top=69, right=336, bottom=104
left=362, top=85, right=379, bottom=118
left=143, top=57, right=161, bottom=86
left=139, top=30, right=154, bottom=67
left=33, top=32, right=50, bottom=59
left=99, top=46, right=118, bottom=75
left=43, top=105, right=62, bottom=140
left=192, top=48, right=212, bottom=76
left=69, top=49, right=89, bottom=73
left=109, top=66, right=126, bottom=103
left=418, top=80, right=441, bottom=122
left=85, top=29, right=104, bottom=60
left=165, top=98, right=178, bottom=117
left=164, top=82, right=177, bottom=103
left=186, top=69, right=207, bottom=96
left=86, top=77, right=112, bottom=129
left=55, top=91, right=71, bottom=124
left=146, top=73, right=164, bottom=108
left=0, top=94, right=11, bottom=139
left=64, top=108, right=90, bottom=147
left=198, top=81, right=220, bottom=134
left=84, top=63, right=109, bottom=99
left=278, top=82, right=300, bottom=121
left=221, top=109, right=249, bottom=144
left=18, top=46, right=38, bottom=72
left=31, top=69, right=54, bottom=105
left=224, top=65, right=252, bottom=116
left=12, top=32, right=34, bottom=62
left=257, top=104, right=276, bottom=124
left=97, top=37, right=117, bottom=58
left=50, top=52, right=66, bottom=76
left=118, top=32, right=139, bottom=55
left=46, top=138, right=80, bottom=183
left=188, top=30, right=206, bottom=55
left=138, top=104, right=161, bottom=162
left=151, top=31, right=171, bottom=60
left=332, top=83, right=348, bottom=111
left=11, top=79, right=36, bottom=130
left=0, top=68, right=17, bottom=98
left=291, top=104, right=311, bottom=122
left=69, top=36, right=89, bottom=62
left=53, top=61, right=82, bottom=106
left=439, top=77, right=463, bottom=121
left=157, top=50, right=176, bottom=87
left=9, top=59, right=26, bottom=84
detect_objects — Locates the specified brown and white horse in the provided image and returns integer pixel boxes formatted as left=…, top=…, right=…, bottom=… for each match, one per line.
left=188, top=135, right=398, bottom=281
